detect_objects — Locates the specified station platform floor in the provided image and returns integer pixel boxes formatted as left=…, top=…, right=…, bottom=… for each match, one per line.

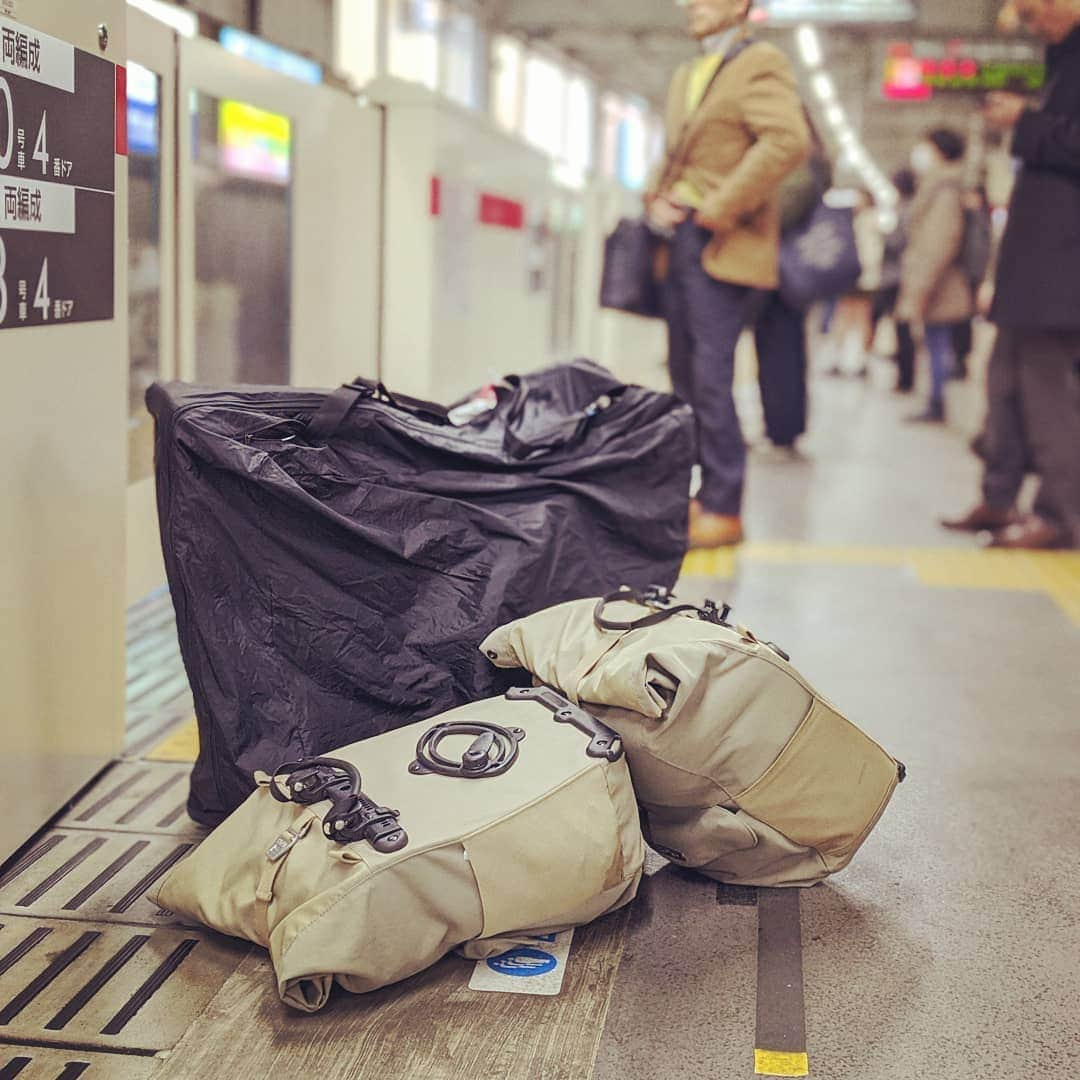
left=1, top=372, right=1077, bottom=1080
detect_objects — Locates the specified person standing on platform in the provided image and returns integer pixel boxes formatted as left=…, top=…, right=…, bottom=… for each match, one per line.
left=752, top=118, right=832, bottom=457
left=646, top=0, right=810, bottom=548
left=872, top=169, right=918, bottom=392
left=943, top=0, right=1080, bottom=549
left=896, top=129, right=973, bottom=423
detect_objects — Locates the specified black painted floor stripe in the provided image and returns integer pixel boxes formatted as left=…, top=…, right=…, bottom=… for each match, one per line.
left=0, top=1056, right=32, bottom=1080
left=0, top=931, right=101, bottom=1025
left=0, top=835, right=67, bottom=891
left=109, top=844, right=193, bottom=914
left=62, top=842, right=151, bottom=911
left=716, top=882, right=759, bottom=906
left=115, top=774, right=184, bottom=826
left=100, top=938, right=198, bottom=1035
left=45, top=934, right=151, bottom=1031
left=0, top=928, right=53, bottom=980
left=55, top=1063, right=92, bottom=1080
left=155, top=802, right=190, bottom=830
left=755, top=888, right=808, bottom=1072
left=74, top=772, right=149, bottom=823
left=16, top=839, right=107, bottom=908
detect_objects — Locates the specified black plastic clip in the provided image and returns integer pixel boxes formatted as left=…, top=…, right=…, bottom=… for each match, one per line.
left=409, top=722, right=526, bottom=778
left=505, top=686, right=623, bottom=761
left=268, top=756, right=408, bottom=854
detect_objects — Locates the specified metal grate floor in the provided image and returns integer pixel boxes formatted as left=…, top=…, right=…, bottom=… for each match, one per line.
left=0, top=1045, right=159, bottom=1078
left=0, top=916, right=245, bottom=1053
left=0, top=829, right=199, bottom=929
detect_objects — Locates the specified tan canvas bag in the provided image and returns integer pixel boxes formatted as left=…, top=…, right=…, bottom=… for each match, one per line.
left=152, top=693, right=644, bottom=1011
left=480, top=588, right=905, bottom=888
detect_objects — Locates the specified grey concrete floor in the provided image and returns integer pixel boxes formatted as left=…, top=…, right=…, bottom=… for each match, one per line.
left=595, top=375, right=1080, bottom=1079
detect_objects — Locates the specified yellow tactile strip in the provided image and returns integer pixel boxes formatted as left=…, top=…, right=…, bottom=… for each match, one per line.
left=682, top=544, right=1080, bottom=626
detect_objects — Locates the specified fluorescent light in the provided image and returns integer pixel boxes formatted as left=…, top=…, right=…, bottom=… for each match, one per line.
left=796, top=25, right=822, bottom=67
left=837, top=127, right=857, bottom=146
left=825, top=104, right=845, bottom=127
left=127, top=0, right=197, bottom=36
left=811, top=72, right=835, bottom=102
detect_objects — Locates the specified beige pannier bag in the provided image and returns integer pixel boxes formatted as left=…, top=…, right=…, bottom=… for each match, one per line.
left=152, top=693, right=644, bottom=1011
left=480, top=588, right=905, bottom=888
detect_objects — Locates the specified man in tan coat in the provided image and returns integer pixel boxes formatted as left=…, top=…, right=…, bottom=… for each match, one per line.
left=896, top=128, right=973, bottom=423
left=647, top=0, right=809, bottom=548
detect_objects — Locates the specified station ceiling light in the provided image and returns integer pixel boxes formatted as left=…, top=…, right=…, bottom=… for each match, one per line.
left=811, top=72, right=836, bottom=102
left=796, top=24, right=823, bottom=67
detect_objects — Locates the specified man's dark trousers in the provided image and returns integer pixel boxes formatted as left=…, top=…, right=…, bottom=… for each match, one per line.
left=753, top=290, right=807, bottom=447
left=663, top=219, right=754, bottom=516
left=982, top=328, right=1080, bottom=545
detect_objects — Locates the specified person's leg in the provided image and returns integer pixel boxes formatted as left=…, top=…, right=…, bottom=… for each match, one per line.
left=679, top=228, right=753, bottom=517
left=980, top=329, right=1028, bottom=514
left=925, top=323, right=955, bottom=417
left=662, top=232, right=693, bottom=406
left=755, top=291, right=807, bottom=447
left=951, top=319, right=973, bottom=379
left=895, top=320, right=916, bottom=391
left=1019, top=330, right=1080, bottom=546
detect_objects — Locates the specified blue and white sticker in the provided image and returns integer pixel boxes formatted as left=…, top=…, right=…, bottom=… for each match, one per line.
left=468, top=929, right=574, bottom=996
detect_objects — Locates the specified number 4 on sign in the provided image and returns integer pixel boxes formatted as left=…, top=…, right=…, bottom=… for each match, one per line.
left=34, top=258, right=50, bottom=321
left=33, top=112, right=49, bottom=176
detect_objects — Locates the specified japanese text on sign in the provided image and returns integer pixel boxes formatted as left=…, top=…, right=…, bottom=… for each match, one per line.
left=1, top=25, right=40, bottom=76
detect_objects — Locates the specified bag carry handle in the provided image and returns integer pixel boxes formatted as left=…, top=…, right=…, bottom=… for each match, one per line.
left=593, top=585, right=732, bottom=633
left=268, top=756, right=408, bottom=853
left=306, top=377, right=450, bottom=442
left=500, top=379, right=625, bottom=461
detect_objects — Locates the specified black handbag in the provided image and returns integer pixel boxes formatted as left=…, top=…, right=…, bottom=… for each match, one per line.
left=599, top=39, right=754, bottom=320
left=146, top=360, right=694, bottom=825
left=778, top=202, right=862, bottom=310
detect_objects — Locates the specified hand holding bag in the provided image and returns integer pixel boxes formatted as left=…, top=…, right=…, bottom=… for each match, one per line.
left=599, top=40, right=754, bottom=319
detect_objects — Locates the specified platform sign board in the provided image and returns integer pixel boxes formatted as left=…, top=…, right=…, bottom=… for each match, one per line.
left=0, top=14, right=116, bottom=330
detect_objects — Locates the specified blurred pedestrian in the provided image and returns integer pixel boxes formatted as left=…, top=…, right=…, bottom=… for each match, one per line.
left=752, top=115, right=832, bottom=456
left=872, top=168, right=918, bottom=391
left=943, top=0, right=1080, bottom=549
left=896, top=128, right=973, bottom=422
left=646, top=0, right=809, bottom=548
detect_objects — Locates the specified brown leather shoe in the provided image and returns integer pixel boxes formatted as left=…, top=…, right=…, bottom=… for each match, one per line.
left=941, top=503, right=1020, bottom=532
left=689, top=512, right=743, bottom=549
left=985, top=515, right=1071, bottom=550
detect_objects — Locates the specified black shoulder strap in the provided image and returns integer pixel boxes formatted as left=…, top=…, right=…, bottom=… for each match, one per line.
left=657, top=38, right=756, bottom=194
left=307, top=377, right=450, bottom=443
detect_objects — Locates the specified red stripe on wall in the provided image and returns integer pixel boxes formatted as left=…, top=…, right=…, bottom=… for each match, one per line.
left=430, top=176, right=441, bottom=217
left=478, top=193, right=525, bottom=230
left=115, top=65, right=128, bottom=156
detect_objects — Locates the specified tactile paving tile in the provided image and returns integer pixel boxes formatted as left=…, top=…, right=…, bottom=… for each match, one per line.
left=59, top=762, right=201, bottom=839
left=0, top=915, right=246, bottom=1053
left=0, top=831, right=196, bottom=928
left=0, top=1045, right=159, bottom=1078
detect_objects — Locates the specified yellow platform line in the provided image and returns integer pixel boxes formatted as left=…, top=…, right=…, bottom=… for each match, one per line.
left=755, top=1049, right=810, bottom=1076
left=145, top=716, right=199, bottom=762
left=681, top=544, right=1080, bottom=626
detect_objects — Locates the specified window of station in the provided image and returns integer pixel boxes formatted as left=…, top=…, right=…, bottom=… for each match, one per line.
left=523, top=53, right=567, bottom=159
left=128, top=61, right=163, bottom=485
left=191, top=93, right=292, bottom=386
left=491, top=35, right=523, bottom=134
left=388, top=0, right=442, bottom=91
left=442, top=6, right=480, bottom=109
left=600, top=94, right=650, bottom=191
left=564, top=74, right=595, bottom=180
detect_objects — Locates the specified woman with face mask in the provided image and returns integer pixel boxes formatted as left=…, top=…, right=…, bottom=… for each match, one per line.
left=895, top=129, right=974, bottom=422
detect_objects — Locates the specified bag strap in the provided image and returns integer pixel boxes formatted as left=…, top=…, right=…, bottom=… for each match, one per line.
left=593, top=586, right=732, bottom=633
left=655, top=38, right=755, bottom=198
left=307, top=377, right=450, bottom=442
